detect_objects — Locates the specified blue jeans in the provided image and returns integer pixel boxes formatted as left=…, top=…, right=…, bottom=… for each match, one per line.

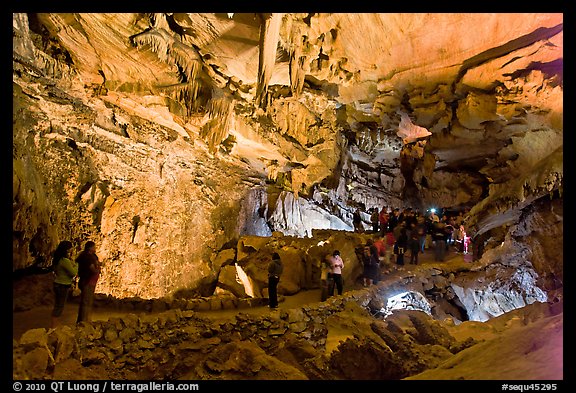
left=419, top=236, right=426, bottom=253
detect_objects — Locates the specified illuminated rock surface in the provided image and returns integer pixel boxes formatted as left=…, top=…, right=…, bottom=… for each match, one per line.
left=12, top=13, right=563, bottom=380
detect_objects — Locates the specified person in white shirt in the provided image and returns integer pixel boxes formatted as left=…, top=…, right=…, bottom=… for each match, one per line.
left=328, top=250, right=345, bottom=295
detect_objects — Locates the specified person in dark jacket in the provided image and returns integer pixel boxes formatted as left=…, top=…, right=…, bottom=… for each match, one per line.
left=370, top=208, right=379, bottom=233
left=361, top=245, right=379, bottom=286
left=352, top=208, right=364, bottom=233
left=267, top=252, right=283, bottom=309
left=433, top=222, right=448, bottom=261
left=408, top=231, right=420, bottom=265
left=394, top=228, right=408, bottom=266
left=388, top=208, right=401, bottom=233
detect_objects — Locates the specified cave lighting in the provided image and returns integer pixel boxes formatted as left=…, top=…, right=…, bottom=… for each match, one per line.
left=235, top=263, right=255, bottom=297
left=380, top=291, right=432, bottom=317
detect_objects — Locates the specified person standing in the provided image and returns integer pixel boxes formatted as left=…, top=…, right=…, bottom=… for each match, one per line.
left=267, top=252, right=283, bottom=309
left=394, top=228, right=408, bottom=266
left=369, top=244, right=381, bottom=284
left=415, top=215, right=427, bottom=253
left=383, top=230, right=396, bottom=267
left=352, top=208, right=364, bottom=233
left=388, top=208, right=400, bottom=234
left=455, top=224, right=466, bottom=253
left=370, top=208, right=379, bottom=233
left=328, top=250, right=344, bottom=296
left=76, top=240, right=101, bottom=324
left=433, top=222, right=447, bottom=262
left=378, top=207, right=389, bottom=237
left=408, top=231, right=420, bottom=265
left=361, top=244, right=379, bottom=286
left=50, top=240, right=77, bottom=328
left=373, top=235, right=386, bottom=264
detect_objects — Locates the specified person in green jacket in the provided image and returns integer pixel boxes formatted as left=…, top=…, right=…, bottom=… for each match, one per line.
left=50, top=240, right=77, bottom=328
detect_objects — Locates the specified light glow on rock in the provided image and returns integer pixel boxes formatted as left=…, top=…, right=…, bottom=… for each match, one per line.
left=381, top=291, right=432, bottom=317
left=235, top=263, right=255, bottom=298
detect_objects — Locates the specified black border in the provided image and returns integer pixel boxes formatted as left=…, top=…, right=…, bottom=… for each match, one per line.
left=8, top=7, right=571, bottom=388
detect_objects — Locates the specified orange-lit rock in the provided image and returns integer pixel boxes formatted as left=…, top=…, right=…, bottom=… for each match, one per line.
left=13, top=13, right=562, bottom=322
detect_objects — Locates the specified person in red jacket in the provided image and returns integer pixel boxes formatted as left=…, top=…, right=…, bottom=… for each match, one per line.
left=372, top=235, right=387, bottom=270
left=378, top=207, right=389, bottom=237
left=76, top=241, right=101, bottom=323
left=384, top=230, right=396, bottom=266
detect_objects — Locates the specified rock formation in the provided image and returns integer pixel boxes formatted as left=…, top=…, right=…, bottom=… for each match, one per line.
left=12, top=13, right=563, bottom=380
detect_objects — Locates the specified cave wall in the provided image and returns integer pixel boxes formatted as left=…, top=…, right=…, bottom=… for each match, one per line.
left=12, top=71, right=260, bottom=299
left=450, top=195, right=563, bottom=321
left=510, top=196, right=563, bottom=295
left=12, top=13, right=563, bottom=302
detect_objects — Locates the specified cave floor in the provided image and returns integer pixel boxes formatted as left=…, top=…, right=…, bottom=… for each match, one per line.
left=13, top=246, right=472, bottom=341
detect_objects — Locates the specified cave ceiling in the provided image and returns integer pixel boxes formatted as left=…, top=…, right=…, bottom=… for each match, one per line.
left=14, top=12, right=563, bottom=228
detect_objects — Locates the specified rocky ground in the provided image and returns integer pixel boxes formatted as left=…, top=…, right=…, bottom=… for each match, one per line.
left=13, top=246, right=563, bottom=380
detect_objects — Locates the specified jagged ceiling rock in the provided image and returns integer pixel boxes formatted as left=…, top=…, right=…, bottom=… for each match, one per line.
left=22, top=13, right=563, bottom=191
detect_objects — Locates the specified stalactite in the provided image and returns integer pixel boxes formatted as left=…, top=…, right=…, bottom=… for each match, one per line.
left=149, top=13, right=171, bottom=31
left=130, top=28, right=202, bottom=81
left=287, top=25, right=307, bottom=97
left=266, top=161, right=280, bottom=183
left=130, top=26, right=207, bottom=118
left=255, top=13, right=283, bottom=109
left=200, top=88, right=235, bottom=153
left=131, top=28, right=171, bottom=63
left=155, top=83, right=205, bottom=116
